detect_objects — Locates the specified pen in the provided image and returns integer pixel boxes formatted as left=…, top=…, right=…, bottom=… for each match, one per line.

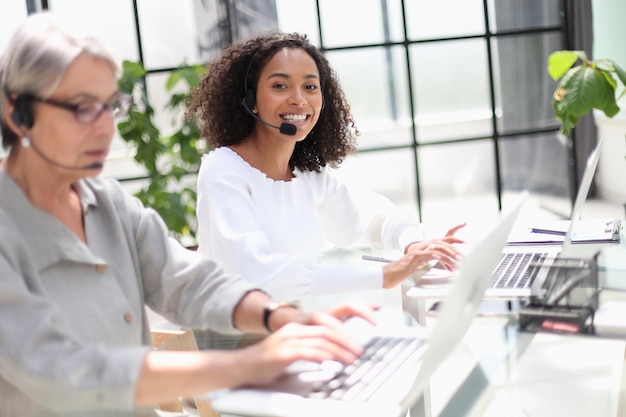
left=361, top=255, right=438, bottom=271
left=530, top=228, right=567, bottom=236
left=361, top=255, right=394, bottom=263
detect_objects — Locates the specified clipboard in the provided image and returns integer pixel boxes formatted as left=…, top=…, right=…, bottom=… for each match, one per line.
left=507, top=219, right=621, bottom=245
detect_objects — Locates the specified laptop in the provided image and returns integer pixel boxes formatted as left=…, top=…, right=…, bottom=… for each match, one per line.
left=207, top=192, right=528, bottom=417
left=485, top=137, right=621, bottom=298
left=507, top=137, right=620, bottom=245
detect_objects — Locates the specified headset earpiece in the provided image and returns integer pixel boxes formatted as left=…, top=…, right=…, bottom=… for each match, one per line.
left=243, top=88, right=256, bottom=110
left=11, top=95, right=34, bottom=128
left=241, top=55, right=258, bottom=112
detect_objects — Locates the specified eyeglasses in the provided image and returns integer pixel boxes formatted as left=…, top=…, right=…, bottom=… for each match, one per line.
left=26, top=93, right=132, bottom=124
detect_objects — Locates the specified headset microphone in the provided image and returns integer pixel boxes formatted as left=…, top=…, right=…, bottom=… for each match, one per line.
left=21, top=137, right=104, bottom=170
left=8, top=93, right=103, bottom=170
left=240, top=98, right=297, bottom=136
left=241, top=59, right=297, bottom=136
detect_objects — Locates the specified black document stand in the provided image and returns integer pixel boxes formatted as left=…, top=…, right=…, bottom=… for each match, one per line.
left=518, top=254, right=599, bottom=335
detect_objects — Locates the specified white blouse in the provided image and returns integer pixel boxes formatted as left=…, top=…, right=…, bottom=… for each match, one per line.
left=196, top=147, right=425, bottom=301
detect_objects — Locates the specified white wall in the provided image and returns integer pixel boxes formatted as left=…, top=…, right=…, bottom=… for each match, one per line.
left=593, top=0, right=626, bottom=204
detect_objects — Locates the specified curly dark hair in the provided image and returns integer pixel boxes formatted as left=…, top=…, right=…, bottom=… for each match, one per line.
left=187, top=31, right=359, bottom=172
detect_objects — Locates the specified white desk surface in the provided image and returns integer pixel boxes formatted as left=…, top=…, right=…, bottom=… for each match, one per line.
left=426, top=316, right=626, bottom=417
left=228, top=224, right=626, bottom=417
left=406, top=228, right=626, bottom=417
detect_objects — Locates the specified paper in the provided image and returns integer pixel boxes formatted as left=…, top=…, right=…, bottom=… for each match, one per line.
left=570, top=219, right=620, bottom=243
left=507, top=219, right=620, bottom=245
left=506, top=220, right=567, bottom=245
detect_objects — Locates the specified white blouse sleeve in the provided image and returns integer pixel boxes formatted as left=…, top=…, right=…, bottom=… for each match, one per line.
left=196, top=152, right=426, bottom=301
left=319, top=169, right=426, bottom=252
left=196, top=160, right=384, bottom=301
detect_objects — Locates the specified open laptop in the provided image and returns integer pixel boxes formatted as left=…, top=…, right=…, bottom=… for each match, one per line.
left=207, top=192, right=528, bottom=417
left=485, top=137, right=621, bottom=298
left=507, top=137, right=620, bottom=245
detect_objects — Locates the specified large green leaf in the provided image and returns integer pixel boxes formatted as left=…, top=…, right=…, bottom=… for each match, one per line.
left=548, top=50, right=586, bottom=81
left=552, top=65, right=620, bottom=135
left=557, top=67, right=617, bottom=115
left=548, top=50, right=626, bottom=136
left=121, top=60, right=146, bottom=78
left=165, top=71, right=182, bottom=91
left=614, top=62, right=626, bottom=100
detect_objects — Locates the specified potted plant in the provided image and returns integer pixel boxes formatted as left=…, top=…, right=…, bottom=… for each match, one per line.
left=117, top=61, right=208, bottom=246
left=548, top=50, right=626, bottom=135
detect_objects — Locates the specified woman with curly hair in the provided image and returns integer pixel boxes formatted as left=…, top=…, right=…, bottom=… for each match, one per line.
left=188, top=31, right=464, bottom=302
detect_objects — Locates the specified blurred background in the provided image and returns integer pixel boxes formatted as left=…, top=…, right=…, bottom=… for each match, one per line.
left=2, top=0, right=625, bottom=242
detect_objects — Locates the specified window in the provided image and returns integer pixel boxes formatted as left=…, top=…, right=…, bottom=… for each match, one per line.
left=279, top=0, right=567, bottom=222
left=1, top=0, right=570, bottom=226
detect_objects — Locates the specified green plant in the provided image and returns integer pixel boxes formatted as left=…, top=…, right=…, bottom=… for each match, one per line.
left=116, top=60, right=207, bottom=244
left=548, top=50, right=626, bottom=136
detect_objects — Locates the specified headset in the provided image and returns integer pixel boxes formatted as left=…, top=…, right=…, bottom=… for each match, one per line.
left=242, top=59, right=257, bottom=111
left=239, top=55, right=298, bottom=136
left=3, top=88, right=102, bottom=170
left=9, top=93, right=34, bottom=128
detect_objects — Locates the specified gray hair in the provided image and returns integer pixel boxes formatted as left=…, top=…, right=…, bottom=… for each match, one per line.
left=0, top=12, right=120, bottom=149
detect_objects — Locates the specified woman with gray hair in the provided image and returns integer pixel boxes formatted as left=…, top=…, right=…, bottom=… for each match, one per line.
left=0, top=12, right=373, bottom=417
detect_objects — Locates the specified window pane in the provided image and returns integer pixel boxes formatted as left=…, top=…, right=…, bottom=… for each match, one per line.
left=145, top=72, right=181, bottom=137
left=276, top=0, right=320, bottom=45
left=499, top=134, right=569, bottom=196
left=228, top=0, right=279, bottom=41
left=489, top=0, right=562, bottom=32
left=493, top=32, right=563, bottom=133
left=326, top=46, right=412, bottom=149
left=138, top=0, right=278, bottom=69
left=48, top=0, right=139, bottom=63
left=418, top=140, right=498, bottom=229
left=410, top=39, right=493, bottom=142
left=191, top=0, right=229, bottom=60
left=0, top=1, right=27, bottom=52
left=419, top=140, right=496, bottom=198
left=334, top=149, right=417, bottom=210
left=406, top=0, right=485, bottom=40
left=319, top=0, right=404, bottom=47
left=137, top=0, right=203, bottom=69
left=102, top=136, right=146, bottom=181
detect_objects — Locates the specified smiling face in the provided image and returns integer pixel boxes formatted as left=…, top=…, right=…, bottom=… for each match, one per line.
left=253, top=47, right=323, bottom=140
left=17, top=53, right=118, bottom=176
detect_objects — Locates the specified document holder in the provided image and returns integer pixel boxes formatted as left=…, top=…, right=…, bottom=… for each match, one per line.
left=518, top=254, right=599, bottom=334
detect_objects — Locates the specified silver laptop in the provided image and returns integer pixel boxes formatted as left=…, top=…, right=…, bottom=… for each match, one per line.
left=488, top=137, right=620, bottom=298
left=207, top=193, right=528, bottom=417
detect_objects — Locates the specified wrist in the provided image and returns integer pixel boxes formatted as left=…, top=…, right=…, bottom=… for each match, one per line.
left=404, top=241, right=420, bottom=254
left=262, top=301, right=301, bottom=332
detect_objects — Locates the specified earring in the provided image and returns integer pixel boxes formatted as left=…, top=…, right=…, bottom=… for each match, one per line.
left=21, top=136, right=31, bottom=148
left=252, top=108, right=258, bottom=114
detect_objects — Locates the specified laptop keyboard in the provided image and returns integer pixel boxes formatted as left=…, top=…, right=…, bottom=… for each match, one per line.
left=305, top=336, right=426, bottom=402
left=491, top=252, right=549, bottom=290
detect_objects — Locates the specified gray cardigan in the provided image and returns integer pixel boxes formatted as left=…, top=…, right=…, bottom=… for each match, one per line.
left=0, top=171, right=257, bottom=417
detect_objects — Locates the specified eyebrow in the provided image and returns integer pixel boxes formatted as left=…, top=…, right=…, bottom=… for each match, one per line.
left=59, top=91, right=120, bottom=102
left=266, top=72, right=320, bottom=82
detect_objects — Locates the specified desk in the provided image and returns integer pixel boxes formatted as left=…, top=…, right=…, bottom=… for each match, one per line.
left=404, top=224, right=626, bottom=324
left=165, top=312, right=626, bottom=417
left=420, top=233, right=626, bottom=417
left=163, top=236, right=626, bottom=417
left=428, top=315, right=626, bottom=417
